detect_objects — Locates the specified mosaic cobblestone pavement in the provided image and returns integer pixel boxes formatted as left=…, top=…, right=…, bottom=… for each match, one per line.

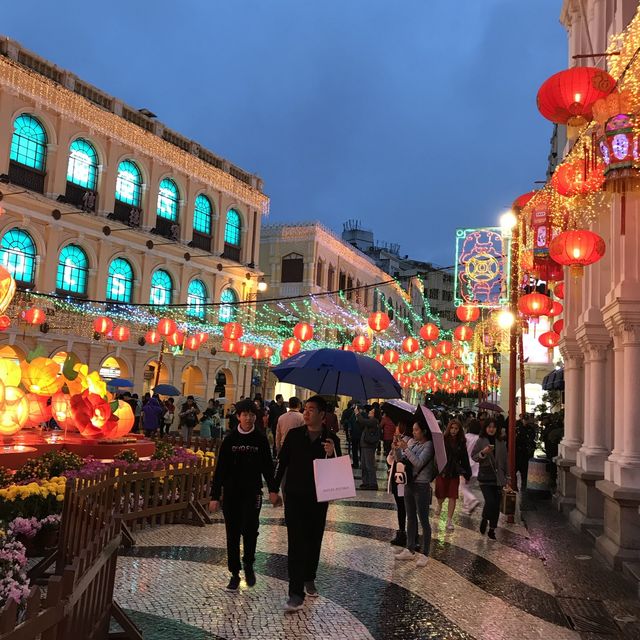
left=114, top=459, right=640, bottom=640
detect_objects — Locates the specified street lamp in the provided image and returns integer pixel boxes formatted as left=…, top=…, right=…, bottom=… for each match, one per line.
left=495, top=309, right=515, bottom=330
left=500, top=210, right=518, bottom=236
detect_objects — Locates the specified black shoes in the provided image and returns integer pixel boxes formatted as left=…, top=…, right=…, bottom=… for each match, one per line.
left=480, top=519, right=488, bottom=535
left=244, top=565, right=256, bottom=587
left=304, top=581, right=318, bottom=597
left=487, top=528, right=496, bottom=540
left=226, top=574, right=241, bottom=592
left=390, top=530, right=407, bottom=546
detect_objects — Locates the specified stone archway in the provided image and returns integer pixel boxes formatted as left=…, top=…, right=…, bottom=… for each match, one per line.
left=99, top=355, right=131, bottom=381
left=181, top=364, right=206, bottom=399
left=49, top=349, right=80, bottom=374
left=143, top=359, right=172, bottom=396
left=0, top=345, right=25, bottom=363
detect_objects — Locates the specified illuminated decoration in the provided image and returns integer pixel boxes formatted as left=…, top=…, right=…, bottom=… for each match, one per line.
left=253, top=346, right=265, bottom=360
left=551, top=159, right=605, bottom=196
left=157, top=178, right=180, bottom=221
left=423, top=345, right=436, bottom=359
left=533, top=256, right=565, bottom=283
left=437, top=340, right=453, bottom=355
left=157, top=317, right=177, bottom=336
left=145, top=329, right=162, bottom=345
left=93, top=316, right=113, bottom=335
left=293, top=322, right=314, bottom=342
left=0, top=228, right=36, bottom=285
left=401, top=361, right=412, bottom=374
left=401, top=337, right=419, bottom=353
left=193, top=194, right=213, bottom=236
left=111, top=400, right=135, bottom=438
left=222, top=338, right=238, bottom=353
left=455, top=228, right=510, bottom=308
left=0, top=386, right=29, bottom=436
left=553, top=319, right=564, bottom=333
left=0, top=316, right=10, bottom=331
left=21, top=358, right=63, bottom=395
left=56, top=244, right=88, bottom=296
left=219, top=288, right=238, bottom=323
left=107, top=258, right=134, bottom=303
left=351, top=335, right=371, bottom=353
left=455, top=305, right=480, bottom=322
left=25, top=393, right=52, bottom=427
left=513, top=191, right=538, bottom=210
left=113, top=326, right=130, bottom=342
left=70, top=391, right=118, bottom=439
left=539, top=331, right=561, bottom=348
left=368, top=312, right=390, bottom=332
left=536, top=67, right=615, bottom=127
left=419, top=323, right=440, bottom=341
left=375, top=354, right=385, bottom=364
left=24, top=306, right=46, bottom=325
left=549, top=230, right=606, bottom=277
left=166, top=331, right=184, bottom=347
left=383, top=349, right=399, bottom=364
left=150, top=269, right=173, bottom=306
left=412, top=357, right=424, bottom=371
left=0, top=359, right=21, bottom=387
left=51, top=392, right=73, bottom=428
left=187, top=279, right=208, bottom=319
left=224, top=209, right=242, bottom=246
left=281, top=338, right=301, bottom=358
left=67, top=138, right=98, bottom=190
left=115, top=160, right=143, bottom=207
left=185, top=335, right=201, bottom=351
left=518, top=292, right=553, bottom=317
left=454, top=325, right=474, bottom=342
left=547, top=301, right=564, bottom=317
left=196, top=331, right=209, bottom=344
left=223, top=322, right=243, bottom=340
left=495, top=309, right=515, bottom=329
left=431, top=359, right=442, bottom=370
left=555, top=282, right=565, bottom=299
left=10, top=114, right=47, bottom=170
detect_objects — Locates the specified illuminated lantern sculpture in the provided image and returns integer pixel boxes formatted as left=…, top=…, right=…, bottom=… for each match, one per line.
left=454, top=325, right=474, bottom=342
left=293, top=322, right=314, bottom=342
left=222, top=338, right=238, bottom=353
left=555, top=282, right=565, bottom=299
left=166, top=331, right=185, bottom=347
left=0, top=315, right=10, bottom=331
left=351, top=335, right=371, bottom=353
left=412, top=357, right=424, bottom=371
left=419, top=323, right=439, bottom=341
left=223, top=322, right=243, bottom=340
left=145, top=329, right=162, bottom=345
left=0, top=265, right=16, bottom=314
left=113, top=326, right=130, bottom=342
left=281, top=338, right=301, bottom=358
left=518, top=292, right=553, bottom=317
left=547, top=301, right=564, bottom=317
left=111, top=400, right=135, bottom=438
left=423, top=345, right=436, bottom=359
left=383, top=349, right=399, bottom=365
left=553, top=319, right=564, bottom=333
left=539, top=331, right=561, bottom=348
left=157, top=317, right=177, bottom=337
left=437, top=340, right=453, bottom=356
left=24, top=306, right=46, bottom=325
left=551, top=159, right=604, bottom=197
left=24, top=393, right=52, bottom=428
left=0, top=386, right=29, bottom=435
left=70, top=391, right=117, bottom=439
left=185, top=335, right=201, bottom=351
left=456, top=305, right=480, bottom=323
left=21, top=357, right=63, bottom=396
left=93, top=316, right=113, bottom=335
left=368, top=312, right=390, bottom=332
left=537, top=67, right=615, bottom=127
left=402, top=337, right=419, bottom=353
left=253, top=346, right=265, bottom=360
left=549, top=229, right=606, bottom=277
left=51, top=392, right=73, bottom=429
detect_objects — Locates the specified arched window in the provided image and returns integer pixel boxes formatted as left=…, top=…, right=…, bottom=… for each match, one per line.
left=10, top=114, right=47, bottom=170
left=106, top=258, right=134, bottom=303
left=115, top=160, right=142, bottom=206
left=187, top=279, right=207, bottom=319
left=67, top=138, right=98, bottom=189
left=0, top=228, right=36, bottom=285
left=157, top=179, right=179, bottom=221
left=218, top=288, right=238, bottom=323
left=193, top=194, right=212, bottom=235
left=281, top=253, right=303, bottom=283
left=149, top=269, right=173, bottom=306
left=56, top=244, right=89, bottom=295
left=315, top=259, right=324, bottom=287
left=224, top=209, right=241, bottom=246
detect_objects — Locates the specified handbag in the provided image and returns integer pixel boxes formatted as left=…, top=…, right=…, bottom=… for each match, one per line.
left=500, top=487, right=517, bottom=515
left=313, top=454, right=356, bottom=502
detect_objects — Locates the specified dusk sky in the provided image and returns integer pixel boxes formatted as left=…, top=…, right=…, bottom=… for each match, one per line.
left=4, top=1, right=566, bottom=266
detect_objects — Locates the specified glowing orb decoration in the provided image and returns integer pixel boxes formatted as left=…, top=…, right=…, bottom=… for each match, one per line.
left=166, top=331, right=184, bottom=347
left=0, top=266, right=16, bottom=314
left=185, top=335, right=201, bottom=351
left=24, top=307, right=46, bottom=325
left=113, top=326, right=130, bottom=342
left=281, top=338, right=301, bottom=358
left=383, top=349, right=399, bottom=364
left=157, top=317, right=177, bottom=337
left=401, top=337, right=419, bottom=353
left=93, top=316, right=113, bottom=335
left=111, top=400, right=135, bottom=438
left=419, top=323, right=440, bottom=341
left=25, top=393, right=52, bottom=427
left=0, top=359, right=21, bottom=387
left=222, top=322, right=243, bottom=340
left=70, top=391, right=117, bottom=439
left=293, top=322, right=314, bottom=342
left=0, top=386, right=29, bottom=435
left=368, top=312, right=390, bottom=332
left=455, top=305, right=480, bottom=323
left=351, top=335, right=371, bottom=353
left=145, top=329, right=162, bottom=345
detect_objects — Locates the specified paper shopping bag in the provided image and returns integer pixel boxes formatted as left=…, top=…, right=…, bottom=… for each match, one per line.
left=313, top=455, right=356, bottom=502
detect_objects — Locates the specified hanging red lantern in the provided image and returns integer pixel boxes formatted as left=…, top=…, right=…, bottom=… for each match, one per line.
left=518, top=292, right=553, bottom=317
left=93, top=316, right=113, bottom=335
left=222, top=338, right=238, bottom=353
left=351, top=335, right=371, bottom=353
left=166, top=330, right=184, bottom=347
left=383, top=349, right=399, bottom=364
left=0, top=315, right=10, bottom=331
left=185, top=335, right=201, bottom=351
left=223, top=322, right=243, bottom=340
left=419, top=323, right=439, bottom=341
left=512, top=191, right=538, bottom=210
left=444, top=358, right=456, bottom=369
left=437, top=340, right=453, bottom=355
left=454, top=325, right=474, bottom=342
left=555, top=282, right=565, bottom=299
left=263, top=346, right=274, bottom=360
left=236, top=342, right=254, bottom=358
left=549, top=229, right=606, bottom=277
left=551, top=160, right=605, bottom=197
left=113, top=326, right=130, bottom=342
left=293, top=322, right=313, bottom=342
left=431, top=358, right=442, bottom=370
left=253, top=346, right=265, bottom=360
left=368, top=312, right=390, bottom=332
left=456, top=305, right=480, bottom=323
left=401, top=361, right=413, bottom=374
left=157, top=317, right=177, bottom=336
left=412, top=357, right=424, bottom=371
left=145, top=329, right=162, bottom=345
left=281, top=338, right=301, bottom=358
left=539, top=331, right=561, bottom=348
left=537, top=67, right=615, bottom=126
left=423, top=345, right=436, bottom=359
left=553, top=319, right=564, bottom=333
left=533, top=256, right=565, bottom=283
left=402, top=337, right=419, bottom=353
left=375, top=353, right=385, bottom=364
left=197, top=332, right=209, bottom=345
left=24, top=307, right=46, bottom=325
left=341, top=344, right=354, bottom=352
left=547, top=301, right=564, bottom=317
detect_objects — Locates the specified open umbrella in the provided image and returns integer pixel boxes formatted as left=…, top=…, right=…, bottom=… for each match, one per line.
left=381, top=399, right=416, bottom=425
left=106, top=378, right=134, bottom=388
left=271, top=348, right=401, bottom=400
left=415, top=405, right=447, bottom=472
left=153, top=384, right=181, bottom=396
left=477, top=401, right=504, bottom=413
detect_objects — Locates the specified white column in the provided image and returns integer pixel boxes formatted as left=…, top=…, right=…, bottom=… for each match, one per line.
left=559, top=351, right=584, bottom=462
left=604, top=330, right=625, bottom=479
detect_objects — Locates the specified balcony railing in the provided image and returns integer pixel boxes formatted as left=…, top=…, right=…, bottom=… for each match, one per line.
left=8, top=161, right=45, bottom=193
left=190, top=231, right=212, bottom=252
left=64, top=182, right=97, bottom=211
left=110, top=200, right=142, bottom=227
left=222, top=243, right=241, bottom=262
left=153, top=216, right=180, bottom=241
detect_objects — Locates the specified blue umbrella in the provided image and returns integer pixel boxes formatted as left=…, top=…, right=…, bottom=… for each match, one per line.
left=272, top=348, right=402, bottom=400
left=106, top=378, right=134, bottom=388
left=153, top=384, right=181, bottom=396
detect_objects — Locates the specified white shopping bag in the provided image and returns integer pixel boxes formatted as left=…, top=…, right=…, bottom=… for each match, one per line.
left=313, top=454, right=356, bottom=502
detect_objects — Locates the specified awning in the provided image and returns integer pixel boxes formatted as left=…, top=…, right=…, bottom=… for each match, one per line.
left=542, top=368, right=564, bottom=391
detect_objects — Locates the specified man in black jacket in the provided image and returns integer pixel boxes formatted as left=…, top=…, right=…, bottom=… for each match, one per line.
left=210, top=399, right=281, bottom=592
left=275, top=395, right=341, bottom=612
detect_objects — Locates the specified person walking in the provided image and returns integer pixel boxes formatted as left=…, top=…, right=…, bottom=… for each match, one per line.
left=381, top=411, right=396, bottom=457
left=199, top=399, right=217, bottom=438
left=142, top=395, right=164, bottom=437
left=162, top=397, right=175, bottom=435
left=393, top=420, right=435, bottom=567
left=359, top=406, right=381, bottom=490
left=386, top=420, right=411, bottom=546
left=268, top=395, right=287, bottom=454
left=275, top=396, right=305, bottom=453
left=515, top=414, right=536, bottom=490
left=434, top=419, right=471, bottom=531
left=323, top=403, right=340, bottom=435
left=274, top=395, right=341, bottom=612
left=179, top=396, right=200, bottom=444
left=460, top=418, right=481, bottom=513
left=209, top=399, right=281, bottom=591
left=472, top=419, right=508, bottom=540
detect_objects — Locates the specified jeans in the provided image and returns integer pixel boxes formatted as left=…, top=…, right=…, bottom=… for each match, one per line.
left=480, top=484, right=501, bottom=529
left=360, top=446, right=377, bottom=486
left=404, top=482, right=431, bottom=555
left=222, top=492, right=262, bottom=575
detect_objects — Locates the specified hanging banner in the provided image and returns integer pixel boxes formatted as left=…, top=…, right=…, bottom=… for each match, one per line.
left=454, top=228, right=510, bottom=308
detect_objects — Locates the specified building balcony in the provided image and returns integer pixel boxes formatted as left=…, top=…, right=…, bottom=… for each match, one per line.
left=109, top=200, right=142, bottom=227
left=152, top=216, right=180, bottom=241
left=190, top=231, right=212, bottom=252
left=8, top=161, right=45, bottom=193
left=64, top=182, right=97, bottom=212
left=222, top=243, right=241, bottom=262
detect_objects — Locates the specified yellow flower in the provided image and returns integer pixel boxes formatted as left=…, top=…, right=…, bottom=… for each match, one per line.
left=85, top=371, right=107, bottom=397
left=205, top=452, right=214, bottom=458
left=56, top=494, right=64, bottom=502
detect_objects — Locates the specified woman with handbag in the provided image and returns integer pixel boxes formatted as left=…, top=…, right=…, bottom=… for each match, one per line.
left=386, top=420, right=411, bottom=546
left=472, top=419, right=508, bottom=540
left=434, top=419, right=471, bottom=531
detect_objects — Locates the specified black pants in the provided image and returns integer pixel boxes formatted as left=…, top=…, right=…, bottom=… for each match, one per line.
left=516, top=456, right=529, bottom=489
left=222, top=493, right=262, bottom=575
left=391, top=482, right=406, bottom=532
left=480, top=484, right=501, bottom=529
left=351, top=440, right=360, bottom=467
left=284, top=494, right=329, bottom=599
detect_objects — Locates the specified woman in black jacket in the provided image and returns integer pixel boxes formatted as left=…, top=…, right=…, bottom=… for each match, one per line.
left=434, top=419, right=471, bottom=532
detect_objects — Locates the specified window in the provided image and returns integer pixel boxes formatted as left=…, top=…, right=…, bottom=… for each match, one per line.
left=67, top=138, right=98, bottom=189
left=56, top=244, right=88, bottom=295
left=224, top=209, right=241, bottom=246
left=281, top=253, right=303, bottom=283
left=218, top=287, right=238, bottom=323
left=346, top=276, right=353, bottom=301
left=443, top=273, right=453, bottom=284
left=149, top=269, right=173, bottom=306
left=187, top=279, right=207, bottom=319
left=106, top=258, right=133, bottom=303
left=157, top=178, right=179, bottom=221
left=315, top=259, right=323, bottom=287
left=429, top=288, right=439, bottom=300
left=327, top=265, right=335, bottom=290
left=339, top=271, right=346, bottom=291
left=10, top=114, right=47, bottom=170
left=115, top=160, right=142, bottom=206
left=193, top=194, right=212, bottom=235
left=0, top=228, right=36, bottom=285
left=442, top=290, right=453, bottom=302
left=364, top=286, right=369, bottom=308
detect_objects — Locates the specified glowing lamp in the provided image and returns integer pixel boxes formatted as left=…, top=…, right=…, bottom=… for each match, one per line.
left=24, top=307, right=46, bottom=325
left=512, top=191, right=538, bottom=210
left=402, top=337, right=419, bottom=353
left=223, top=322, right=243, bottom=340
left=51, top=392, right=73, bottom=428
left=518, top=293, right=553, bottom=317
left=547, top=301, right=564, bottom=317
left=166, top=331, right=184, bottom=347
left=549, top=230, right=606, bottom=277
left=185, top=335, right=201, bottom=351
left=553, top=319, right=564, bottom=333
left=496, top=310, right=515, bottom=329
left=412, top=358, right=424, bottom=371
left=222, top=338, right=238, bottom=353
left=444, top=358, right=455, bottom=369
left=21, top=357, right=63, bottom=395
left=111, top=400, right=135, bottom=438
left=281, top=338, right=301, bottom=358
left=423, top=346, right=436, bottom=359
left=0, top=266, right=16, bottom=313
left=351, top=335, right=371, bottom=353
left=539, top=331, right=561, bottom=348
left=551, top=160, right=604, bottom=197
left=0, top=315, right=10, bottom=331
left=263, top=346, right=274, bottom=359
left=253, top=347, right=265, bottom=360
left=555, top=282, right=565, bottom=299
left=157, top=317, right=177, bottom=336
left=25, top=393, right=52, bottom=427
left=368, top=312, right=390, bottom=332
left=383, top=349, right=399, bottom=365
left=456, top=305, right=480, bottom=323
left=93, top=316, right=113, bottom=335
left=196, top=332, right=209, bottom=344
left=0, top=386, right=29, bottom=435
left=236, top=343, right=254, bottom=358
left=401, top=361, right=412, bottom=374
left=454, top=326, right=474, bottom=342
left=113, top=326, right=130, bottom=342
left=419, top=323, right=439, bottom=341
left=431, top=359, right=442, bottom=370
left=145, top=329, right=162, bottom=345
left=293, top=322, right=314, bottom=342
left=437, top=340, right=453, bottom=355
left=375, top=354, right=385, bottom=364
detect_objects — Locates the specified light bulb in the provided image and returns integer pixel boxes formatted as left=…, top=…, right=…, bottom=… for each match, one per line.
left=496, top=310, right=515, bottom=329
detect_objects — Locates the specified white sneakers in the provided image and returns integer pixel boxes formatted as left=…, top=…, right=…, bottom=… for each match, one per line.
left=445, top=520, right=455, bottom=532
left=394, top=548, right=415, bottom=561
left=416, top=554, right=428, bottom=567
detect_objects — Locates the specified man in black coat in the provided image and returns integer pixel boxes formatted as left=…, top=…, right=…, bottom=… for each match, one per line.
left=268, top=394, right=287, bottom=456
left=275, top=395, right=341, bottom=612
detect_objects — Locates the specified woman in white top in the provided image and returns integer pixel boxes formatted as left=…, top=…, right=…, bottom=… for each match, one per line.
left=460, top=418, right=481, bottom=513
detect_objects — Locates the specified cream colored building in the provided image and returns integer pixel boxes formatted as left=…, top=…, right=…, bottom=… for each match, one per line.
left=0, top=36, right=268, bottom=405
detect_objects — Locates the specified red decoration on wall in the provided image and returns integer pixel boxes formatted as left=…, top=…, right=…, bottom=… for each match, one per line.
left=223, top=322, right=243, bottom=340
left=518, top=293, right=553, bottom=317
left=419, top=323, right=440, bottom=341
left=368, top=312, right=390, bottom=332
left=93, top=316, right=113, bottom=335
left=455, top=305, right=480, bottom=323
left=549, top=230, right=606, bottom=277
left=293, top=322, right=314, bottom=342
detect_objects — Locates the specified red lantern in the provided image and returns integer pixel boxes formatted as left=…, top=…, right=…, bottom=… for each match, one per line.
left=113, top=326, right=130, bottom=342
left=512, top=191, right=538, bottom=210
left=547, top=301, right=564, bottom=317
left=431, top=358, right=442, bottom=370
left=444, top=358, right=455, bottom=369
left=368, top=312, right=390, bottom=332
left=412, top=358, right=424, bottom=371
left=553, top=319, right=564, bottom=333
left=223, top=322, right=243, bottom=340
left=157, top=317, right=177, bottom=336
left=236, top=342, right=254, bottom=358
left=293, top=322, right=313, bottom=342
left=454, top=325, right=474, bottom=342
left=518, top=293, right=553, bottom=317
left=456, top=305, right=480, bottom=323
left=145, top=329, right=162, bottom=345
left=423, top=345, right=436, bottom=359
left=185, top=335, right=201, bottom=351
left=383, top=349, right=399, bottom=364
left=196, top=331, right=209, bottom=345
left=93, top=316, right=113, bottom=334
left=51, top=392, right=73, bottom=429
left=351, top=335, right=371, bottom=353
left=24, top=307, right=46, bottom=325
left=401, top=361, right=413, bottom=374
left=551, top=160, right=605, bottom=197
left=253, top=346, right=265, bottom=360
left=555, top=282, right=565, bottom=299
left=549, top=230, right=606, bottom=277
left=375, top=354, right=385, bottom=364
left=263, top=346, right=274, bottom=360
left=401, top=337, right=419, bottom=353
left=419, top=323, right=439, bottom=341
left=281, top=338, right=301, bottom=358
left=537, top=67, right=615, bottom=126
left=0, top=315, right=10, bottom=331
left=341, top=344, right=354, bottom=352
left=166, top=330, right=184, bottom=347
left=222, top=338, right=238, bottom=353
left=437, top=340, right=453, bottom=355
left=539, top=331, right=560, bottom=348
left=533, top=256, right=565, bottom=283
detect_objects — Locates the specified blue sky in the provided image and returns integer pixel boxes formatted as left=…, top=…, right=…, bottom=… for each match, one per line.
left=3, top=0, right=566, bottom=266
